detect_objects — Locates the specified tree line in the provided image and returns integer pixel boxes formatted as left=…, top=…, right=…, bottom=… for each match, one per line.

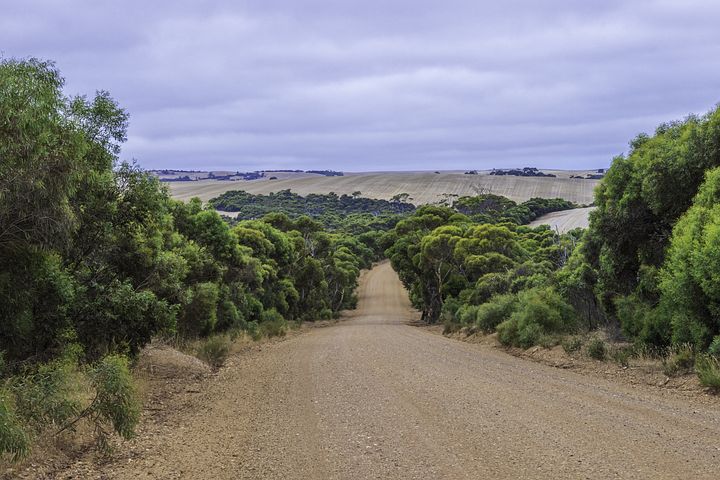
left=4, top=56, right=720, bottom=462
left=209, top=188, right=415, bottom=224
left=383, top=105, right=720, bottom=386
left=0, top=59, right=379, bottom=459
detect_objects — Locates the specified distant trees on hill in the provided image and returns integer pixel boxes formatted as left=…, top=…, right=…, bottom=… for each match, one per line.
left=490, top=167, right=556, bottom=177
left=306, top=170, right=344, bottom=176
left=452, top=195, right=575, bottom=224
left=154, top=169, right=344, bottom=181
left=209, top=189, right=415, bottom=222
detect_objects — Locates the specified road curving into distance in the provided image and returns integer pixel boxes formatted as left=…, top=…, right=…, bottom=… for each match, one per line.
left=58, top=261, right=719, bottom=479
left=528, top=206, right=595, bottom=233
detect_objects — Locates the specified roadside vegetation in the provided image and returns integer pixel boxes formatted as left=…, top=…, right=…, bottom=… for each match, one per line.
left=0, top=59, right=380, bottom=461
left=384, top=105, right=720, bottom=388
left=4, top=55, right=720, bottom=465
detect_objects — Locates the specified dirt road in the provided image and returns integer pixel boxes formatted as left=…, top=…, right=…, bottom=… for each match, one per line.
left=528, top=206, right=595, bottom=233
left=59, top=262, right=718, bottom=479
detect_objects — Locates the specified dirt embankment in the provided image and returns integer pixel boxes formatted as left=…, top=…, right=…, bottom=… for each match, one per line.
left=21, top=262, right=720, bottom=480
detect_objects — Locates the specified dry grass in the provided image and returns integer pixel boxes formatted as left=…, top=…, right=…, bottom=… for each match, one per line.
left=167, top=170, right=601, bottom=205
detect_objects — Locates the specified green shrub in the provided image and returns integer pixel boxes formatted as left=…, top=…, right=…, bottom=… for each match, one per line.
left=614, top=294, right=651, bottom=340
left=561, top=337, right=583, bottom=354
left=247, top=321, right=262, bottom=341
left=443, top=303, right=479, bottom=334
left=87, top=355, right=140, bottom=445
left=259, top=309, right=287, bottom=338
left=196, top=335, right=230, bottom=370
left=611, top=347, right=632, bottom=367
left=496, top=318, right=519, bottom=346
left=586, top=339, right=607, bottom=360
left=0, top=391, right=29, bottom=461
left=516, top=322, right=543, bottom=348
left=496, top=287, right=577, bottom=348
left=228, top=327, right=243, bottom=342
left=472, top=272, right=511, bottom=304
left=12, top=358, right=81, bottom=428
left=659, top=168, right=720, bottom=350
left=708, top=336, right=720, bottom=357
left=662, top=345, right=695, bottom=377
left=457, top=304, right=479, bottom=326
left=475, top=293, right=517, bottom=333
left=695, top=355, right=720, bottom=390
left=216, top=298, right=242, bottom=332
left=179, top=282, right=220, bottom=337
left=538, top=334, right=559, bottom=349
left=440, top=297, right=463, bottom=333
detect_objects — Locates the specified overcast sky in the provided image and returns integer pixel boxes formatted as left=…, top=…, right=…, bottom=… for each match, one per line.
left=2, top=1, right=720, bottom=171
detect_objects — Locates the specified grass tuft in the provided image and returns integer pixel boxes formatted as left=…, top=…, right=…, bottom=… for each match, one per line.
left=695, top=355, right=720, bottom=390
left=586, top=338, right=607, bottom=360
left=196, top=335, right=231, bottom=370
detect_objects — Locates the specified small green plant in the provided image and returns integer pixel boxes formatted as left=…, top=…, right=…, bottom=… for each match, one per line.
left=695, top=355, right=720, bottom=390
left=561, top=337, right=583, bottom=354
left=259, top=309, right=287, bottom=338
left=12, top=358, right=81, bottom=428
left=197, top=335, right=231, bottom=370
left=442, top=316, right=462, bottom=335
left=496, top=318, right=519, bottom=347
left=228, top=327, right=243, bottom=342
left=538, top=334, right=559, bottom=349
left=707, top=336, right=720, bottom=357
left=662, top=345, right=695, bottom=377
left=496, top=288, right=576, bottom=348
left=516, top=322, right=543, bottom=349
left=247, top=321, right=262, bottom=341
left=475, top=293, right=517, bottom=333
left=0, top=390, right=29, bottom=461
left=441, top=298, right=460, bottom=334
left=85, top=355, right=141, bottom=450
left=586, top=339, right=607, bottom=360
left=611, top=347, right=632, bottom=368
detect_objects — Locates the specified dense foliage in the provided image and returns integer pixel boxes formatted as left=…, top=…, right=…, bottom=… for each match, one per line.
left=382, top=104, right=720, bottom=388
left=0, top=58, right=372, bottom=458
left=489, top=167, right=556, bottom=178
left=579, top=106, right=720, bottom=352
left=383, top=203, right=582, bottom=341
left=5, top=55, right=719, bottom=461
left=209, top=189, right=414, bottom=223
left=452, top=194, right=575, bottom=224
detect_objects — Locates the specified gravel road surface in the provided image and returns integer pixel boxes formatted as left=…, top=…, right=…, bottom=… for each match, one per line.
left=57, top=262, right=719, bottom=479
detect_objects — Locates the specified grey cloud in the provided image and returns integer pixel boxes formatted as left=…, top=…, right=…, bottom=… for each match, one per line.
left=2, top=0, right=720, bottom=170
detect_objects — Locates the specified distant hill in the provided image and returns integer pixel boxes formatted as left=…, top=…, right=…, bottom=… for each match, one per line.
left=166, top=170, right=600, bottom=205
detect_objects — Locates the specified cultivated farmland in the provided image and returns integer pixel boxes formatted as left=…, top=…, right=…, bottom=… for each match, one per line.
left=166, top=170, right=601, bottom=205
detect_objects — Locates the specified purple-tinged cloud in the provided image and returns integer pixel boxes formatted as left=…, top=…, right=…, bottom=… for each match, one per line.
left=2, top=0, right=720, bottom=170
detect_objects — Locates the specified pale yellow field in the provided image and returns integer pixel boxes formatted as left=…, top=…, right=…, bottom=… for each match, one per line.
left=528, top=206, right=596, bottom=233
left=167, top=170, right=600, bottom=205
